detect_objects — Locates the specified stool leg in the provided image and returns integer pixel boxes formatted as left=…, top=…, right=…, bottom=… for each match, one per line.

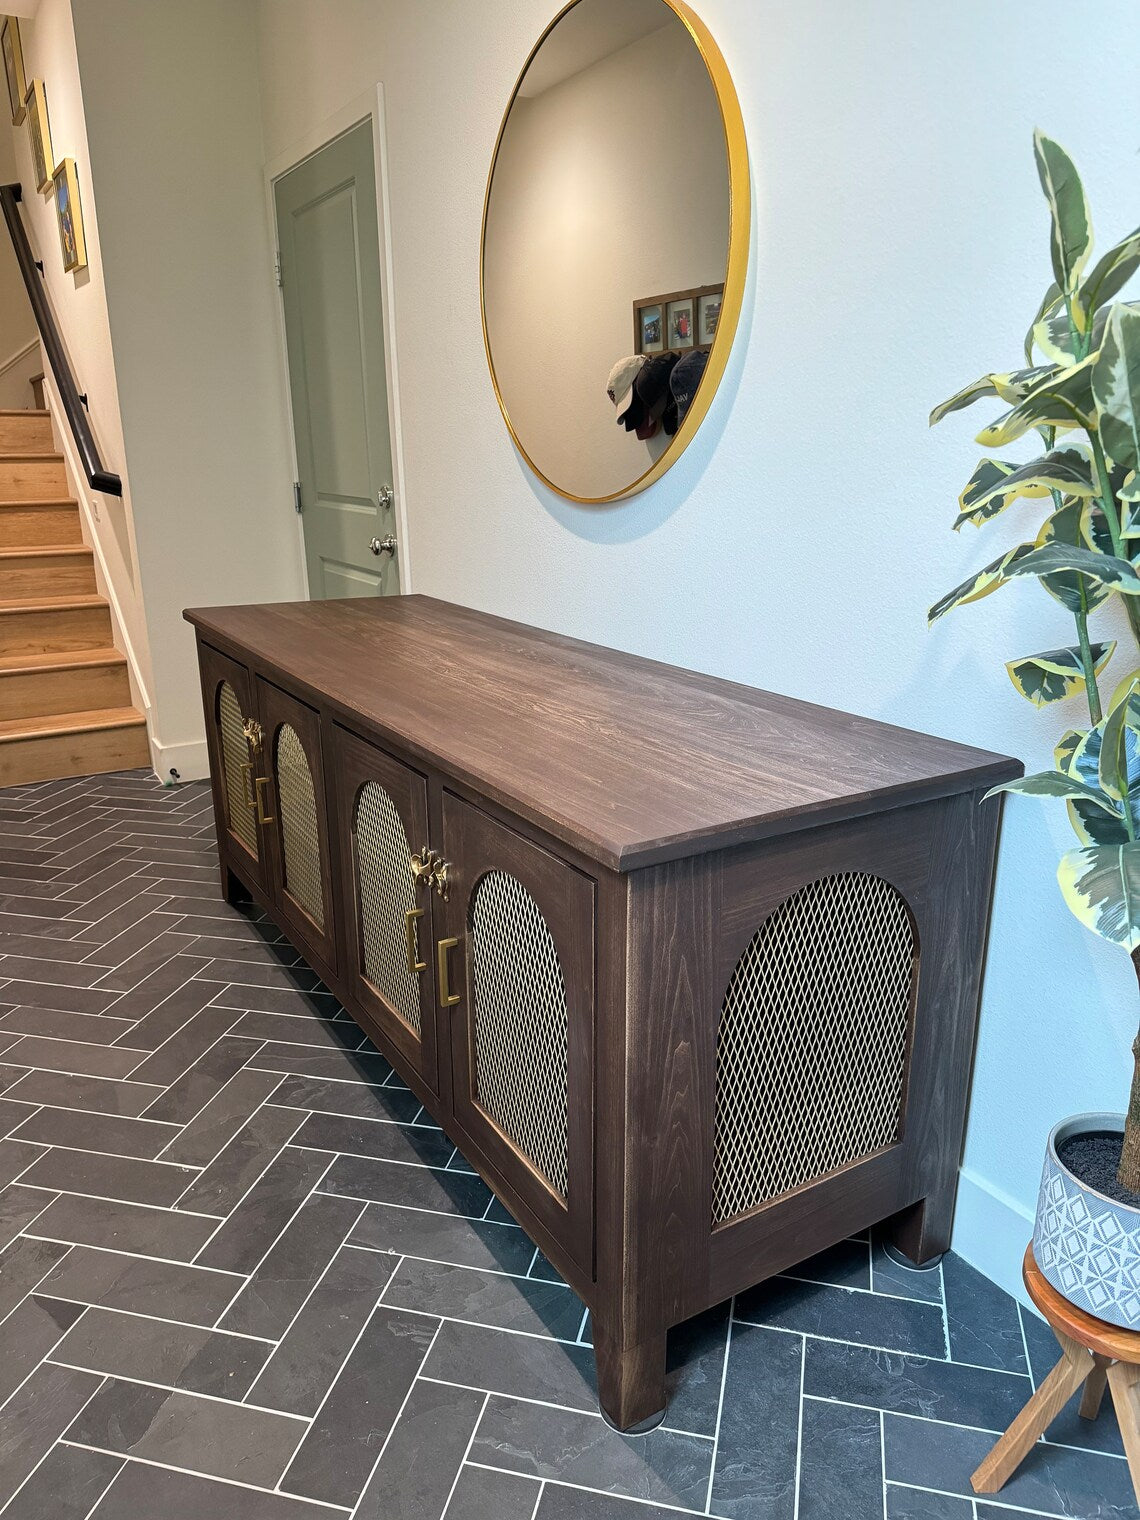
left=1079, top=1355, right=1110, bottom=1420
left=1107, top=1362, right=1140, bottom=1507
left=972, top=1334, right=1096, bottom=1495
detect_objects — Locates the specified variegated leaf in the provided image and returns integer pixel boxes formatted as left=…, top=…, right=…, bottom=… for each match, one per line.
left=976, top=355, right=1098, bottom=446
left=1005, top=642, right=1114, bottom=706
left=1068, top=797, right=1131, bottom=846
left=1055, top=728, right=1084, bottom=774
left=983, top=768, right=1120, bottom=809
left=1068, top=720, right=1140, bottom=795
left=1079, top=225, right=1140, bottom=322
left=1092, top=304, right=1140, bottom=473
left=1005, top=542, right=1140, bottom=594
left=954, top=459, right=1021, bottom=529
left=1058, top=841, right=1140, bottom=951
left=1034, top=130, right=1093, bottom=304
left=927, top=544, right=1036, bottom=624
left=930, top=366, right=1059, bottom=426
left=1032, top=303, right=1110, bottom=365
left=1025, top=281, right=1063, bottom=364
left=1038, top=499, right=1109, bottom=614
left=1099, top=677, right=1140, bottom=800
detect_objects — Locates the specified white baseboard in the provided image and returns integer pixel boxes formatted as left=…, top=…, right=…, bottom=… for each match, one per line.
left=951, top=1165, right=1038, bottom=1312
left=147, top=733, right=209, bottom=784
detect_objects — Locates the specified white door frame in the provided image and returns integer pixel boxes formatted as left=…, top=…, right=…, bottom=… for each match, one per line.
left=264, top=87, right=413, bottom=595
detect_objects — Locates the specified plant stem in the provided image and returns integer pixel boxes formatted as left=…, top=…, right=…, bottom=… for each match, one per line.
left=1118, top=950, right=1140, bottom=1195
left=1074, top=588, right=1103, bottom=723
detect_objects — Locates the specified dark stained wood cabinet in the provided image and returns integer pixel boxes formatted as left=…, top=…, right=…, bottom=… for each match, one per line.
left=185, top=595, right=1020, bottom=1432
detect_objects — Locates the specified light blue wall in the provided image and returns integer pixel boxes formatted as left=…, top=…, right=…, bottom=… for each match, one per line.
left=254, top=0, right=1140, bottom=1303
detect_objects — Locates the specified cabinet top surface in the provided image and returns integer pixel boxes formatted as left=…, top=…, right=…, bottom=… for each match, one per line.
left=185, top=595, right=1021, bottom=870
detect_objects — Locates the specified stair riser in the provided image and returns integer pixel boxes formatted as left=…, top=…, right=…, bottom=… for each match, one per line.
left=0, top=721, right=149, bottom=786
left=0, top=416, right=53, bottom=451
left=0, top=661, right=131, bottom=721
left=0, top=604, right=112, bottom=656
left=0, top=505, right=83, bottom=547
left=1, top=555, right=96, bottom=600
left=0, top=460, right=68, bottom=499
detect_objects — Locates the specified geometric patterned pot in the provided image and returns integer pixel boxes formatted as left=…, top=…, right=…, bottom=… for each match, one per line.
left=1032, top=1111, right=1140, bottom=1330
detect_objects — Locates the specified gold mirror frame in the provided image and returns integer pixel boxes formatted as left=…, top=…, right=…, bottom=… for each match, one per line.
left=480, top=0, right=750, bottom=506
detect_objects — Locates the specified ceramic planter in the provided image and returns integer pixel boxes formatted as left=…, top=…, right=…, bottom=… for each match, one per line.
left=1033, top=1111, right=1140, bottom=1330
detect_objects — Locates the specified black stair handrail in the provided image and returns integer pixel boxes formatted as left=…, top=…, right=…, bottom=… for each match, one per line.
left=0, top=182, right=121, bottom=496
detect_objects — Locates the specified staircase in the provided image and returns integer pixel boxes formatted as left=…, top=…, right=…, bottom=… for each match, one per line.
left=0, top=410, right=148, bottom=785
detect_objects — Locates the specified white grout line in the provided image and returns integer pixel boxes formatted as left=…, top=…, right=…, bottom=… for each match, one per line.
left=777, top=1269, right=944, bottom=1311
left=22, top=1230, right=227, bottom=1270
left=730, top=1310, right=1031, bottom=1380
left=464, top=1463, right=718, bottom=1519
left=9, top=1174, right=221, bottom=1219
left=0, top=1371, right=110, bottom=1517
left=45, top=1358, right=312, bottom=1423
left=59, top=1443, right=353, bottom=1513
left=42, top=1294, right=279, bottom=1345
left=703, top=1295, right=735, bottom=1516
left=884, top=1475, right=1081, bottom=1519
left=346, top=1318, right=445, bottom=1518
left=436, top=1392, right=490, bottom=1520
left=790, top=1332, right=805, bottom=1520
left=527, top=1478, right=545, bottom=1520
left=190, top=1141, right=335, bottom=1263
left=879, top=1409, right=887, bottom=1520
left=79, top=1447, right=125, bottom=1520
left=1016, top=1302, right=1037, bottom=1393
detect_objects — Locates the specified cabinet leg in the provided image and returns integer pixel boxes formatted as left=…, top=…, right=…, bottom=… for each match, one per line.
left=594, top=1326, right=668, bottom=1433
left=220, top=862, right=247, bottom=906
left=884, top=1180, right=957, bottom=1267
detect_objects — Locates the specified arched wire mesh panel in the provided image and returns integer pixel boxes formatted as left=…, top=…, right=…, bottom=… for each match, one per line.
left=217, top=682, right=257, bottom=858
left=712, top=872, right=916, bottom=1225
left=354, top=782, right=421, bottom=1034
left=274, top=724, right=325, bottom=930
left=469, top=871, right=569, bottom=1198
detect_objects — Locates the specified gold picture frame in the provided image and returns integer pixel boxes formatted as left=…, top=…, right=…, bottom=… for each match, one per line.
left=2, top=15, right=26, bottom=126
left=25, top=79, right=52, bottom=194
left=52, top=158, right=87, bottom=273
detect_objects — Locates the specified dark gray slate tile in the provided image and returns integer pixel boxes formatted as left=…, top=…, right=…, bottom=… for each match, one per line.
left=320, top=1151, right=493, bottom=1217
left=96, top=927, right=198, bottom=995
left=356, top=1376, right=484, bottom=1519
left=798, top=1398, right=883, bottom=1520
left=449, top=1464, right=540, bottom=1520
left=0, top=1232, right=70, bottom=1319
left=0, top=1184, right=58, bottom=1248
left=736, top=1276, right=946, bottom=1358
left=112, top=975, right=211, bottom=1051
left=227, top=1009, right=362, bottom=1050
left=208, top=983, right=345, bottom=1018
left=537, top=1488, right=714, bottom=1520
left=472, top=1395, right=711, bottom=1510
left=1, top=1035, right=143, bottom=1080
left=0, top=1005, right=138, bottom=1043
left=424, top=1320, right=598, bottom=1413
left=382, top=1255, right=584, bottom=1340
left=176, top=1103, right=304, bottom=1215
left=350, top=1200, right=535, bottom=1275
left=0, top=1360, right=99, bottom=1504
left=126, top=1005, right=244, bottom=1087
left=709, top=1321, right=801, bottom=1520
left=196, top=1142, right=332, bottom=1274
left=245, top=1043, right=396, bottom=1084
left=0, top=1068, right=164, bottom=1116
left=220, top=1191, right=363, bottom=1338
left=0, top=1293, right=84, bottom=1401
left=887, top=1486, right=973, bottom=1519
left=5, top=1441, right=122, bottom=1520
left=0, top=1096, right=37, bottom=1137
left=783, top=1237, right=872, bottom=1291
left=664, top=1300, right=731, bottom=1438
left=141, top=1034, right=259, bottom=1124
left=271, top=1070, right=418, bottom=1123
left=0, top=1135, right=42, bottom=1186
left=884, top=1410, right=1137, bottom=1518
left=161, top=1067, right=285, bottom=1166
left=296, top=1109, right=453, bottom=1167
left=10, top=1105, right=179, bottom=1159
left=871, top=1238, right=945, bottom=1305
left=0, top=978, right=121, bottom=1014
left=249, top=1244, right=397, bottom=1417
left=90, top=1460, right=335, bottom=1520
left=52, top=1303, right=272, bottom=1396
left=38, top=1244, right=243, bottom=1325
left=203, top=958, right=324, bottom=991
left=18, top=1146, right=200, bottom=1209
left=280, top=1303, right=437, bottom=1507
left=67, top=1377, right=307, bottom=1485
left=27, top=1191, right=217, bottom=1260
left=804, top=1337, right=1028, bottom=1432
left=941, top=1253, right=1027, bottom=1374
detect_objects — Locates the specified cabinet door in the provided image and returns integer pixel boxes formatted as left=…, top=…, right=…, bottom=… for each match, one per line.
left=439, top=792, right=594, bottom=1272
left=256, top=678, right=337, bottom=973
left=333, top=726, right=440, bottom=1093
left=198, top=643, right=265, bottom=890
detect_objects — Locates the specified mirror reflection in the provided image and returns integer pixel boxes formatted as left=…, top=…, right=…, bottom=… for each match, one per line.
left=482, top=0, right=737, bottom=502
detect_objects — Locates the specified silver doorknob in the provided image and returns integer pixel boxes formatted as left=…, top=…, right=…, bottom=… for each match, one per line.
left=377, top=485, right=394, bottom=511
left=369, top=535, right=397, bottom=557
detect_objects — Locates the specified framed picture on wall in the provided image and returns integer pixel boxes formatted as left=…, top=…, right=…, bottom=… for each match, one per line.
left=699, top=290, right=722, bottom=343
left=52, top=158, right=87, bottom=273
left=25, top=79, right=52, bottom=194
left=1, top=15, right=26, bottom=125
left=638, top=303, right=663, bottom=354
left=667, top=298, right=695, bottom=351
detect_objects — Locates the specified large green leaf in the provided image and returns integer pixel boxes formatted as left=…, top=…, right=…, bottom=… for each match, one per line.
left=976, top=355, right=1098, bottom=445
left=1068, top=797, right=1132, bottom=846
left=1006, top=541, right=1140, bottom=594
left=1034, top=130, right=1093, bottom=303
left=984, top=768, right=1120, bottom=810
left=1026, top=281, right=1063, bottom=364
left=954, top=459, right=1022, bottom=529
left=930, top=366, right=1059, bottom=426
left=1005, top=642, right=1114, bottom=706
left=1058, top=840, right=1140, bottom=951
left=1092, top=304, right=1140, bottom=472
left=1099, top=678, right=1140, bottom=800
left=1079, top=225, right=1140, bottom=322
left=927, top=544, right=1036, bottom=624
left=1032, top=303, right=1110, bottom=365
left=1035, top=499, right=1110, bottom=614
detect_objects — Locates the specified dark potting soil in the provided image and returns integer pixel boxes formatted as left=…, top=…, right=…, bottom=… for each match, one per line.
left=1057, top=1129, right=1140, bottom=1208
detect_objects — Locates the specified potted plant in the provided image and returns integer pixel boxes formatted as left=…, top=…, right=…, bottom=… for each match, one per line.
left=930, top=130, right=1140, bottom=1328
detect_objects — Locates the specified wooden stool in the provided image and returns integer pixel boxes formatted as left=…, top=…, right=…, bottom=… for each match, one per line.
left=972, top=1244, right=1140, bottom=1505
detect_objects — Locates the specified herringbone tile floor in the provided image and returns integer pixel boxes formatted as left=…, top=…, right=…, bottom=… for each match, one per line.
left=0, top=771, right=1129, bottom=1519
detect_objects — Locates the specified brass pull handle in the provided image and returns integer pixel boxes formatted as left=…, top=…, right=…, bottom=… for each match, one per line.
left=240, top=760, right=256, bottom=813
left=437, top=937, right=460, bottom=1007
left=254, top=775, right=276, bottom=826
left=404, top=907, right=427, bottom=975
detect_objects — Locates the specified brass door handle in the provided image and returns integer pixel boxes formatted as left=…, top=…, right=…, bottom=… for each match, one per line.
left=404, top=907, right=427, bottom=975
left=240, top=760, right=256, bottom=813
left=437, top=937, right=461, bottom=1007
left=254, top=775, right=275, bottom=826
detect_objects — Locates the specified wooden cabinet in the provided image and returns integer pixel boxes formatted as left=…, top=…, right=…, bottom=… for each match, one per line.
left=187, top=595, right=1021, bottom=1432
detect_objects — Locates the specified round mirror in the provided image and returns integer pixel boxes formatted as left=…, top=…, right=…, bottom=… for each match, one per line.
left=481, top=0, right=749, bottom=504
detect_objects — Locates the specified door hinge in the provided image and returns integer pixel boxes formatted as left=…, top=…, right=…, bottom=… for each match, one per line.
left=293, top=481, right=303, bottom=514
left=275, top=252, right=283, bottom=288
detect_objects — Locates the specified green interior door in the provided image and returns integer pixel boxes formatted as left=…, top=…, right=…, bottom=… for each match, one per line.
left=275, top=121, right=398, bottom=598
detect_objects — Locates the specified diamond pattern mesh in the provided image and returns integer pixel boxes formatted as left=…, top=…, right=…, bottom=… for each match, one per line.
left=355, top=782, right=421, bottom=1034
left=469, top=871, right=569, bottom=1198
left=275, top=724, right=325, bottom=930
left=217, top=682, right=257, bottom=858
left=712, top=871, right=916, bottom=1225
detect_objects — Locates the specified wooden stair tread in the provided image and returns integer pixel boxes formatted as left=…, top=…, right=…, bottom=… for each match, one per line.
left=0, top=594, right=106, bottom=614
left=0, top=706, right=145, bottom=743
left=0, top=544, right=92, bottom=559
left=0, top=410, right=49, bottom=418
left=0, top=646, right=126, bottom=674
left=0, top=498, right=78, bottom=509
left=0, top=452, right=63, bottom=462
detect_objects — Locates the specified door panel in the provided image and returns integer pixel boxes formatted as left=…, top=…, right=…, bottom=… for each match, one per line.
left=440, top=792, right=594, bottom=1272
left=256, top=678, right=337, bottom=972
left=333, top=725, right=440, bottom=1092
left=275, top=120, right=398, bottom=600
left=198, top=644, right=265, bottom=890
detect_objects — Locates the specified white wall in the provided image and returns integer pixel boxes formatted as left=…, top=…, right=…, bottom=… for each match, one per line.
left=254, top=0, right=1140, bottom=1305
left=70, top=0, right=302, bottom=778
left=0, top=114, right=37, bottom=404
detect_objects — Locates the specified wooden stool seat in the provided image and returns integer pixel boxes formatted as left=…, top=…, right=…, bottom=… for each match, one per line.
left=971, top=1244, right=1140, bottom=1505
